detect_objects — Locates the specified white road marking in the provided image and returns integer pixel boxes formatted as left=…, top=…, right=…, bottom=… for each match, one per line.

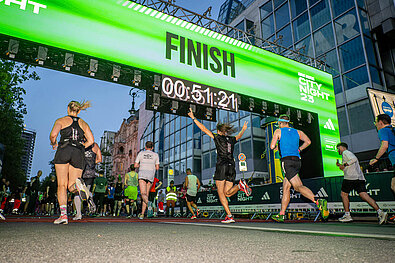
left=161, top=221, right=395, bottom=240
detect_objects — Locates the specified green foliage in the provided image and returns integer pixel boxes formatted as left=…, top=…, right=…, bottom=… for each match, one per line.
left=0, top=59, right=40, bottom=189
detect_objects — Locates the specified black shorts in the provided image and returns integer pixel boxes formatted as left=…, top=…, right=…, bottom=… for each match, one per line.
left=214, top=162, right=236, bottom=183
left=47, top=195, right=57, bottom=204
left=54, top=145, right=85, bottom=170
left=281, top=156, right=301, bottom=181
left=148, top=191, right=157, bottom=202
left=341, top=179, right=367, bottom=194
left=186, top=194, right=196, bottom=203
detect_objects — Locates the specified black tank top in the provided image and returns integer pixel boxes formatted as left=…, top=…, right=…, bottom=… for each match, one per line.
left=83, top=144, right=97, bottom=178
left=213, top=134, right=236, bottom=165
left=59, top=116, right=85, bottom=148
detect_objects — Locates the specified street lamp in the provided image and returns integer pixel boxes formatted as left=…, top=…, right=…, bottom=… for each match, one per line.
left=129, top=88, right=142, bottom=115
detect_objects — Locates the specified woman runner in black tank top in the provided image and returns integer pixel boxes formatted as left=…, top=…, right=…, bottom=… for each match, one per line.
left=50, top=101, right=95, bottom=225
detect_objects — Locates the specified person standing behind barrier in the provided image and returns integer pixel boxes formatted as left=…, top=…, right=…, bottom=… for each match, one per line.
left=46, top=176, right=57, bottom=216
left=166, top=180, right=177, bottom=217
left=134, top=141, right=159, bottom=220
left=188, top=108, right=251, bottom=224
left=27, top=171, right=42, bottom=215
left=50, top=101, right=94, bottom=224
left=337, top=143, right=387, bottom=224
left=92, top=173, right=108, bottom=216
left=270, top=114, right=329, bottom=222
left=73, top=142, right=101, bottom=220
left=185, top=168, right=201, bottom=219
left=124, top=165, right=139, bottom=218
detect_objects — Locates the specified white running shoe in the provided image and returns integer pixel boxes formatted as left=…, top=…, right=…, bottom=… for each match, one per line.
left=138, top=213, right=144, bottom=220
left=54, top=215, right=68, bottom=225
left=338, top=214, right=353, bottom=223
left=0, top=212, right=5, bottom=220
left=75, top=178, right=90, bottom=201
left=73, top=215, right=82, bottom=221
left=378, top=211, right=388, bottom=225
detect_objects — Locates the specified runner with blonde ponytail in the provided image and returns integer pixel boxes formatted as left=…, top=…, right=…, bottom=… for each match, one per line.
left=50, top=100, right=95, bottom=224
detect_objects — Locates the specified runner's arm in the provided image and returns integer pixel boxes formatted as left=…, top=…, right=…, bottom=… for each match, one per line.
left=94, top=143, right=102, bottom=163
left=80, top=119, right=94, bottom=148
left=235, top=121, right=248, bottom=141
left=297, top=130, right=311, bottom=151
left=370, top=141, right=388, bottom=165
left=197, top=178, right=201, bottom=191
left=184, top=177, right=188, bottom=189
left=270, top=129, right=281, bottom=150
left=49, top=119, right=62, bottom=149
left=188, top=108, right=214, bottom=139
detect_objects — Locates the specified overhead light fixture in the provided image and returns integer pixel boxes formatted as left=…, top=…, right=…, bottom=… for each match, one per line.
left=249, top=98, right=254, bottom=111
left=153, top=74, right=161, bottom=91
left=88, top=59, right=98, bottom=76
left=274, top=104, right=280, bottom=116
left=205, top=107, right=213, bottom=120
left=262, top=101, right=267, bottom=113
left=35, top=46, right=47, bottom=65
left=171, top=100, right=179, bottom=113
left=133, top=70, right=141, bottom=87
left=111, top=65, right=121, bottom=82
left=297, top=110, right=302, bottom=121
left=63, top=53, right=74, bottom=71
left=152, top=93, right=160, bottom=110
left=6, top=39, right=19, bottom=59
left=307, top=112, right=312, bottom=124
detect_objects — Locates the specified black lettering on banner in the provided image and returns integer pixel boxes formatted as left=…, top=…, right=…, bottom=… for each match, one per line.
left=209, top=47, right=222, bottom=74
left=166, top=32, right=178, bottom=60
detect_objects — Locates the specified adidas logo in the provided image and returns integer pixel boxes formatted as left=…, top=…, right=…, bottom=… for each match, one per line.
left=197, top=198, right=202, bottom=204
left=324, top=118, right=335, bottom=131
left=261, top=192, right=270, bottom=200
left=315, top=187, right=328, bottom=198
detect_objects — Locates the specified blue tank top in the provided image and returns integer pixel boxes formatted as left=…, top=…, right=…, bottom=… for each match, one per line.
left=279, top=127, right=300, bottom=158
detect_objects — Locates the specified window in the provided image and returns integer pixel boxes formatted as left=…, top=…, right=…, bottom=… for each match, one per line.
left=174, top=145, right=180, bottom=161
left=193, top=124, right=200, bottom=139
left=293, top=12, right=310, bottom=42
left=275, top=2, right=290, bottom=30
left=335, top=9, right=359, bottom=45
left=347, top=100, right=375, bottom=134
left=339, top=37, right=364, bottom=72
left=187, top=157, right=193, bottom=172
left=260, top=1, right=272, bottom=19
left=218, top=110, right=228, bottom=124
left=319, top=49, right=339, bottom=76
left=180, top=159, right=186, bottom=174
left=343, top=66, right=369, bottom=90
left=295, top=36, right=314, bottom=57
left=364, top=37, right=377, bottom=66
left=290, top=0, right=307, bottom=18
left=210, top=151, right=217, bottom=168
left=181, top=128, right=186, bottom=143
left=278, top=24, right=292, bottom=47
left=370, top=66, right=382, bottom=86
left=170, top=120, right=174, bottom=134
left=314, top=23, right=335, bottom=56
left=331, top=0, right=354, bottom=18
left=359, top=9, right=370, bottom=36
left=187, top=140, right=193, bottom=156
left=229, top=111, right=238, bottom=122
left=181, top=117, right=187, bottom=128
left=194, top=158, right=201, bottom=174
left=261, top=15, right=275, bottom=39
left=186, top=125, right=192, bottom=141
left=164, top=150, right=169, bottom=163
left=203, top=153, right=210, bottom=170
left=170, top=133, right=174, bottom=148
left=240, top=140, right=251, bottom=157
left=169, top=148, right=174, bottom=162
left=175, top=117, right=180, bottom=131
left=181, top=143, right=186, bottom=159
left=333, top=76, right=342, bottom=95
left=337, top=106, right=349, bottom=136
left=310, top=0, right=331, bottom=31
left=274, top=0, right=286, bottom=9
left=175, top=131, right=180, bottom=145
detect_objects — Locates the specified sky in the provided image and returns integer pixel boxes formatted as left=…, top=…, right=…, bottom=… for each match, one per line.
left=22, top=0, right=223, bottom=180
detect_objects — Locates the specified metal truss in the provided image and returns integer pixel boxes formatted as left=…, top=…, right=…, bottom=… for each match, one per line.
left=130, top=0, right=327, bottom=71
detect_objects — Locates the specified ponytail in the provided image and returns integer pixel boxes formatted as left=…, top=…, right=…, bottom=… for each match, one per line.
left=68, top=100, right=91, bottom=112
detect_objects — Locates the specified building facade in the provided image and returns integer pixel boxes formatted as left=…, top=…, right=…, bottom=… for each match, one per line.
left=100, top=130, right=116, bottom=179
left=218, top=0, right=395, bottom=162
left=112, top=114, right=139, bottom=181
left=21, top=128, right=36, bottom=180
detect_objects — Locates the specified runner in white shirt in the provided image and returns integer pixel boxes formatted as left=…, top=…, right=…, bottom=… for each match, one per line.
left=134, top=141, right=159, bottom=220
left=336, top=142, right=387, bottom=224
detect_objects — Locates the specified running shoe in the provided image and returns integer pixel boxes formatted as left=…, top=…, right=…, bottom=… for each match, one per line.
left=75, top=178, right=90, bottom=202
left=54, top=215, right=68, bottom=225
left=317, top=199, right=329, bottom=220
left=190, top=215, right=197, bottom=220
left=196, top=209, right=200, bottom=217
left=221, top=215, right=235, bottom=224
left=0, top=212, right=5, bottom=220
left=238, top=179, right=252, bottom=197
left=73, top=215, right=82, bottom=221
left=338, top=214, right=353, bottom=223
left=87, top=196, right=96, bottom=214
left=138, top=213, right=144, bottom=220
left=389, top=215, right=395, bottom=222
left=378, top=211, right=388, bottom=225
left=271, top=214, right=285, bottom=223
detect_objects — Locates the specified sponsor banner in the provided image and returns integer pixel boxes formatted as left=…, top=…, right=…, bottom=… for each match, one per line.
left=367, top=88, right=395, bottom=125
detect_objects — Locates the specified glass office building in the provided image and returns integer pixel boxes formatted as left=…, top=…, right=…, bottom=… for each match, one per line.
left=219, top=0, right=395, bottom=161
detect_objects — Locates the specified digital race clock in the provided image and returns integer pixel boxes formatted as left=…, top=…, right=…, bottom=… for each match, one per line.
left=161, top=75, right=239, bottom=112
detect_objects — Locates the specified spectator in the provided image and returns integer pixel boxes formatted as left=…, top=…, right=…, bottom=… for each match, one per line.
left=46, top=176, right=57, bottom=216
left=166, top=180, right=177, bottom=217
left=157, top=189, right=165, bottom=214
left=148, top=177, right=162, bottom=218
left=178, top=184, right=187, bottom=217
left=113, top=175, right=123, bottom=217
left=27, top=170, right=42, bottom=215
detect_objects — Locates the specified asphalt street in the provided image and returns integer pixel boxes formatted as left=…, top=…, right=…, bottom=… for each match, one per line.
left=1, top=219, right=394, bottom=263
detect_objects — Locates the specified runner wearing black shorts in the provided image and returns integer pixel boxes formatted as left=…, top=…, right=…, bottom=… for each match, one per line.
left=188, top=108, right=251, bottom=223
left=270, top=114, right=329, bottom=222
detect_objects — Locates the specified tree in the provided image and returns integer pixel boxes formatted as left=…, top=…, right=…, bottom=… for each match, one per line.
left=0, top=59, right=40, bottom=189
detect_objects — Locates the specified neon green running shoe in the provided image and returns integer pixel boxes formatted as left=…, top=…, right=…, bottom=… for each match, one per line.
left=317, top=199, right=329, bottom=220
left=271, top=214, right=285, bottom=223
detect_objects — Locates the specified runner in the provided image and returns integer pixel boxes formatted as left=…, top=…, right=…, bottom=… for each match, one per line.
left=73, top=142, right=101, bottom=220
left=188, top=108, right=251, bottom=224
left=113, top=175, right=123, bottom=217
left=50, top=101, right=94, bottom=224
left=184, top=168, right=201, bottom=219
left=148, top=177, right=162, bottom=217
left=124, top=165, right=139, bottom=218
left=93, top=173, right=108, bottom=216
left=134, top=141, right=160, bottom=220
left=336, top=142, right=388, bottom=224
left=270, top=114, right=329, bottom=222
left=46, top=176, right=57, bottom=216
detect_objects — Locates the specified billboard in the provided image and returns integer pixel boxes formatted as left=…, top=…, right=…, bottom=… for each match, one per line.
left=367, top=88, right=395, bottom=125
left=0, top=0, right=340, bottom=176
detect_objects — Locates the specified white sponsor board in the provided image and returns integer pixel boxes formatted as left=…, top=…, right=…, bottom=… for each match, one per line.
left=367, top=88, right=395, bottom=125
